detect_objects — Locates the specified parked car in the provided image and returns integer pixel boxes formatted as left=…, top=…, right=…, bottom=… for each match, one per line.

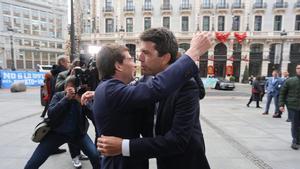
left=215, top=78, right=235, bottom=90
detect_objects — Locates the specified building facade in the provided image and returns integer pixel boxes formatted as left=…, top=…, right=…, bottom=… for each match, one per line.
left=0, top=0, right=68, bottom=71
left=78, top=0, right=300, bottom=81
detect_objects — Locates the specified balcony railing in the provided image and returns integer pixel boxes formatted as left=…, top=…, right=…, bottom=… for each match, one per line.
left=161, top=4, right=172, bottom=10
left=201, top=3, right=214, bottom=9
left=253, top=2, right=267, bottom=9
left=179, top=3, right=192, bottom=10
left=295, top=1, right=300, bottom=8
left=123, top=5, right=135, bottom=12
left=142, top=4, right=153, bottom=11
left=232, top=2, right=245, bottom=9
left=216, top=3, right=229, bottom=9
left=273, top=2, right=288, bottom=8
left=102, top=6, right=114, bottom=12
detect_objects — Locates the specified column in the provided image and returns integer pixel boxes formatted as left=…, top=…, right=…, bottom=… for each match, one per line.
left=226, top=41, right=233, bottom=79
left=281, top=41, right=290, bottom=73
left=239, top=45, right=250, bottom=82
left=261, top=44, right=270, bottom=77
left=207, top=49, right=214, bottom=77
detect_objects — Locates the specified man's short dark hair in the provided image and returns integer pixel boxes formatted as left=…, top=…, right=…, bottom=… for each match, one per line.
left=140, top=28, right=178, bottom=64
left=96, top=44, right=128, bottom=80
left=65, top=75, right=76, bottom=88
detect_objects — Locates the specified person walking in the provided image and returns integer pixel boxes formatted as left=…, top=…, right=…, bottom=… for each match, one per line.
left=279, top=64, right=300, bottom=150
left=247, top=76, right=262, bottom=108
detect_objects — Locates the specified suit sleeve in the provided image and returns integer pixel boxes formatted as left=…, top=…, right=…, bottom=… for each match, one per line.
left=129, top=81, right=199, bottom=158
left=107, top=54, right=199, bottom=107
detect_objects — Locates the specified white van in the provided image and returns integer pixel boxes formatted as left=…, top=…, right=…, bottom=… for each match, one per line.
left=36, top=64, right=52, bottom=72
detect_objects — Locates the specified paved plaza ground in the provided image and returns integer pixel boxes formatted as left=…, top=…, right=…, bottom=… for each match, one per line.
left=0, top=84, right=299, bottom=169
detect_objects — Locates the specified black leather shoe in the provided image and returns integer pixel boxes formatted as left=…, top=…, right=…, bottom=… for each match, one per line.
left=51, top=148, right=66, bottom=155
left=256, top=106, right=262, bottom=108
left=273, top=113, right=281, bottom=118
left=286, top=119, right=291, bottom=122
left=291, top=143, right=299, bottom=150
left=262, top=112, right=268, bottom=115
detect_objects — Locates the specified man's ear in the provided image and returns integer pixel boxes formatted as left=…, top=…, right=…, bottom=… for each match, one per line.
left=115, top=62, right=123, bottom=72
left=161, top=53, right=171, bottom=65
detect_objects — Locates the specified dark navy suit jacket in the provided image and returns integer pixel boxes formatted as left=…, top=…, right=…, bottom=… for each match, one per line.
left=129, top=79, right=210, bottom=169
left=93, top=55, right=198, bottom=169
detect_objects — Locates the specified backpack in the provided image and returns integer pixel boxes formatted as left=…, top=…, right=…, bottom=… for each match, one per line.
left=42, top=72, right=53, bottom=103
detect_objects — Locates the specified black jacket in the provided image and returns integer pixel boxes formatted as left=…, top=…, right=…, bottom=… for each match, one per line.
left=48, top=91, right=89, bottom=136
left=130, top=79, right=210, bottom=169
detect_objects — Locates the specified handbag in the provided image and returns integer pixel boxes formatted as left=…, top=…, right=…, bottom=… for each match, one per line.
left=31, top=118, right=51, bottom=143
left=252, top=87, right=259, bottom=94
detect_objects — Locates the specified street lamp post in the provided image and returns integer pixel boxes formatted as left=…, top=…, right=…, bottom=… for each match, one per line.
left=279, top=30, right=287, bottom=73
left=246, top=13, right=250, bottom=31
left=119, top=26, right=125, bottom=45
left=70, top=0, right=76, bottom=62
left=7, top=27, right=16, bottom=71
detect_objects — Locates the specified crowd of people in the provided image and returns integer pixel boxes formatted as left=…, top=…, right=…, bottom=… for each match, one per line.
left=247, top=67, right=300, bottom=150
left=24, top=28, right=213, bottom=169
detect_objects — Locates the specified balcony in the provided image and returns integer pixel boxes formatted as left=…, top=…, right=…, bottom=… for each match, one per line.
left=123, top=5, right=135, bottom=15
left=231, top=2, right=245, bottom=13
left=179, top=3, right=192, bottom=14
left=253, top=2, right=267, bottom=13
left=294, top=1, right=300, bottom=12
left=102, top=6, right=114, bottom=16
left=142, top=4, right=153, bottom=15
left=161, top=4, right=172, bottom=15
left=201, top=3, right=214, bottom=13
left=216, top=3, right=229, bottom=13
left=273, top=2, right=288, bottom=12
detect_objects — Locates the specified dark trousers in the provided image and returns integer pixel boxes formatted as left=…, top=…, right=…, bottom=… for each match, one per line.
left=24, top=132, right=99, bottom=169
left=264, top=94, right=279, bottom=113
left=41, top=103, right=81, bottom=159
left=247, top=97, right=260, bottom=107
left=289, top=109, right=300, bottom=144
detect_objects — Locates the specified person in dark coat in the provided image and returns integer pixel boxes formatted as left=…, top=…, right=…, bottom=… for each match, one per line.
left=247, top=76, right=263, bottom=108
left=24, top=76, right=99, bottom=169
left=259, top=76, right=266, bottom=101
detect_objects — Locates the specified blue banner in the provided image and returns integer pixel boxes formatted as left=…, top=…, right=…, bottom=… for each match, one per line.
left=0, top=70, right=46, bottom=88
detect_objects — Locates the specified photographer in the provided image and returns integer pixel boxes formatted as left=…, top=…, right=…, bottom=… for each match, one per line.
left=24, top=76, right=99, bottom=169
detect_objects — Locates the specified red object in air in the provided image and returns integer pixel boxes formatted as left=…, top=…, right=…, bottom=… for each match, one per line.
left=215, top=32, right=231, bottom=43
left=234, top=32, right=247, bottom=44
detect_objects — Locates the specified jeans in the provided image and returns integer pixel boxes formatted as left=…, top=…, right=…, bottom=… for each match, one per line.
left=24, top=132, right=99, bottom=169
left=264, top=94, right=279, bottom=113
left=289, top=109, right=300, bottom=144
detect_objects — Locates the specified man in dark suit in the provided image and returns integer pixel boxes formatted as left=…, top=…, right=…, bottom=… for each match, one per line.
left=96, top=28, right=211, bottom=169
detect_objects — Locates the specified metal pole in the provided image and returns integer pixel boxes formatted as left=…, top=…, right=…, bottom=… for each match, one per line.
left=279, top=39, right=284, bottom=73
left=70, top=0, right=76, bottom=62
left=10, top=34, right=16, bottom=71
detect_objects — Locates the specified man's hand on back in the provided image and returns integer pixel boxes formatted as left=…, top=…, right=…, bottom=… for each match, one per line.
left=97, top=136, right=123, bottom=156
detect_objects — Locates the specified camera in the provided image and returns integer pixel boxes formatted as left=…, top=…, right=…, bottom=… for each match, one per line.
left=73, top=54, right=99, bottom=96
left=74, top=67, right=90, bottom=96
